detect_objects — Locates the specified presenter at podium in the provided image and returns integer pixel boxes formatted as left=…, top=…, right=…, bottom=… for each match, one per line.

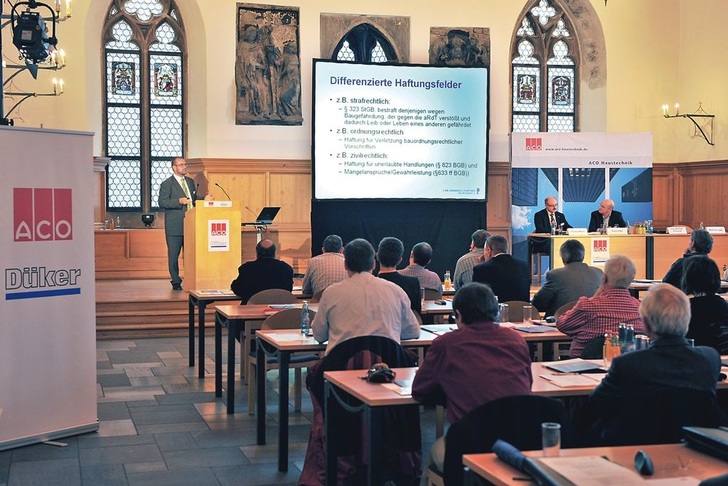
left=158, top=157, right=213, bottom=290
left=588, top=198, right=627, bottom=233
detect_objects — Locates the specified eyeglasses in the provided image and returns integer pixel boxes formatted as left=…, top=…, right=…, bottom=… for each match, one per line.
left=174, top=163, right=187, bottom=167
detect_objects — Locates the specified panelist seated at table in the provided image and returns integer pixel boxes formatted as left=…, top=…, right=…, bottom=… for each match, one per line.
left=556, top=254, right=644, bottom=357
left=587, top=198, right=627, bottom=233
left=412, top=282, right=533, bottom=485
left=311, top=238, right=421, bottom=354
left=531, top=239, right=603, bottom=317
left=583, top=283, right=724, bottom=446
left=532, top=196, right=572, bottom=254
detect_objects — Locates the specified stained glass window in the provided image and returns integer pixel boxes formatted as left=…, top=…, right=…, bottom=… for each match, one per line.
left=511, top=0, right=578, bottom=133
left=103, top=0, right=185, bottom=211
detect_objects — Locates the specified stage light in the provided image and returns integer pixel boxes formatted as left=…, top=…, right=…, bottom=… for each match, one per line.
left=141, top=213, right=155, bottom=228
left=11, top=1, right=58, bottom=68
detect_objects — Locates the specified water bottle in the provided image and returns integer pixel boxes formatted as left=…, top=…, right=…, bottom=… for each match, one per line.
left=116, top=216, right=122, bottom=229
left=618, top=323, right=626, bottom=350
left=300, top=301, right=310, bottom=335
left=623, top=325, right=636, bottom=353
left=700, top=222, right=705, bottom=230
left=444, top=270, right=452, bottom=290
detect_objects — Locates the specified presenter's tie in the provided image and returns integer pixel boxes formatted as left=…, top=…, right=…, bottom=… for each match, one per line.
left=549, top=212, right=556, bottom=228
left=179, top=178, right=192, bottom=209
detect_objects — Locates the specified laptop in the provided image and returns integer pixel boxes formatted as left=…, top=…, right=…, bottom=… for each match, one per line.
left=251, top=206, right=280, bottom=225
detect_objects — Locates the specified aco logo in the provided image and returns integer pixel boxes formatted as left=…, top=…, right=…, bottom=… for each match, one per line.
left=14, top=188, right=73, bottom=242
left=525, top=137, right=542, bottom=151
left=210, top=221, right=228, bottom=236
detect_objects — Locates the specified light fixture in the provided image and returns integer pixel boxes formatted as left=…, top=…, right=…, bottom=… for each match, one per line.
left=141, top=213, right=155, bottom=228
left=11, top=1, right=58, bottom=68
left=662, top=102, right=715, bottom=146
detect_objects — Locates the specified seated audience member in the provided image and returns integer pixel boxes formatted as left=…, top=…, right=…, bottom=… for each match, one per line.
left=556, top=254, right=644, bottom=357
left=531, top=196, right=572, bottom=254
left=663, top=228, right=714, bottom=288
left=302, top=234, right=347, bottom=297
left=376, top=237, right=422, bottom=314
left=472, top=235, right=530, bottom=302
left=587, top=199, right=627, bottom=233
left=587, top=283, right=723, bottom=444
left=531, top=239, right=603, bottom=317
left=312, top=238, right=421, bottom=354
left=453, top=229, right=490, bottom=289
left=682, top=255, right=728, bottom=353
left=230, top=239, right=293, bottom=304
left=400, top=241, right=443, bottom=297
left=412, top=283, right=533, bottom=483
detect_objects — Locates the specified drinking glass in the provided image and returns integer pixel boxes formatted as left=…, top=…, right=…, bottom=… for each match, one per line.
left=542, top=422, right=561, bottom=457
left=498, top=303, right=509, bottom=323
left=522, top=305, right=533, bottom=324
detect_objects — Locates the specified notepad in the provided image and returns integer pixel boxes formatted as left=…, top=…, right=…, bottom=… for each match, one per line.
left=544, top=359, right=605, bottom=373
left=540, top=373, right=605, bottom=388
left=268, top=304, right=297, bottom=309
left=382, top=382, right=412, bottom=396
left=515, top=325, right=554, bottom=333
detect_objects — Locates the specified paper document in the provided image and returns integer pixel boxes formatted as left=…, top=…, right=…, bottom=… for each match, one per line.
left=382, top=382, right=412, bottom=396
left=534, top=456, right=647, bottom=485
left=540, top=373, right=605, bottom=388
left=544, top=359, right=605, bottom=373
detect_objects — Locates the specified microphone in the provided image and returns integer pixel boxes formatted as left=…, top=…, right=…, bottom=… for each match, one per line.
left=193, top=183, right=199, bottom=207
left=215, top=182, right=231, bottom=201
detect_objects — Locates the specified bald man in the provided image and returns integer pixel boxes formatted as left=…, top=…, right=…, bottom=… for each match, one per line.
left=532, top=196, right=571, bottom=254
left=588, top=198, right=627, bottom=233
left=230, top=238, right=293, bottom=304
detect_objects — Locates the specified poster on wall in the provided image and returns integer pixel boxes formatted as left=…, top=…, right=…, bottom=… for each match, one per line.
left=510, top=132, right=653, bottom=266
left=1, top=127, right=98, bottom=450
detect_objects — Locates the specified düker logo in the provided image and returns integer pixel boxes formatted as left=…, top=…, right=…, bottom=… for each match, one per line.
left=14, top=188, right=73, bottom=242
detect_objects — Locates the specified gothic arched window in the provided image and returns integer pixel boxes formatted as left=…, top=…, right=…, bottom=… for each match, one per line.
left=333, top=24, right=397, bottom=63
left=511, top=0, right=579, bottom=133
left=102, top=0, right=185, bottom=211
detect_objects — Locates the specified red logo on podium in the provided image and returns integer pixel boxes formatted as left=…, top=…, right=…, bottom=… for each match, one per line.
left=13, top=188, right=73, bottom=242
left=211, top=221, right=228, bottom=236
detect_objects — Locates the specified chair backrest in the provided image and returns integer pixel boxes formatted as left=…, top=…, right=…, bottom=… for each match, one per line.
left=423, top=288, right=441, bottom=300
left=247, top=288, right=296, bottom=305
left=262, top=308, right=316, bottom=330
left=553, top=299, right=578, bottom=318
left=310, top=290, right=324, bottom=303
left=502, top=301, right=541, bottom=322
left=580, top=334, right=606, bottom=359
left=443, top=395, right=573, bottom=486
left=585, top=387, right=726, bottom=447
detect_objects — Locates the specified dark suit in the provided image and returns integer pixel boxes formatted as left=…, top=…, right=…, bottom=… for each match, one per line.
left=472, top=254, right=530, bottom=302
left=532, top=209, right=572, bottom=253
left=531, top=262, right=603, bottom=317
left=158, top=175, right=203, bottom=285
left=587, top=335, right=722, bottom=444
left=230, top=257, right=294, bottom=304
left=378, top=271, right=422, bottom=314
left=588, top=209, right=627, bottom=232
left=662, top=251, right=709, bottom=289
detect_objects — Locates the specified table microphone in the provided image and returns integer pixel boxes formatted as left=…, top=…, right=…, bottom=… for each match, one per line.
left=214, top=182, right=231, bottom=200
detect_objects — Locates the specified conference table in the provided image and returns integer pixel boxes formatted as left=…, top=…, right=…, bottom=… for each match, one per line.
left=528, top=232, right=728, bottom=279
left=187, top=289, right=240, bottom=377
left=462, top=443, right=728, bottom=485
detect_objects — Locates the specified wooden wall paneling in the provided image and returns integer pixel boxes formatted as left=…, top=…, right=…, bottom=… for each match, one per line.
left=678, top=161, right=728, bottom=228
left=93, top=157, right=109, bottom=224
left=651, top=165, right=676, bottom=230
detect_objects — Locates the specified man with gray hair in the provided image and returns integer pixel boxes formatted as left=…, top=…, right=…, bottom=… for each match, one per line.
left=532, top=239, right=603, bottom=316
left=662, top=228, right=714, bottom=289
left=587, top=283, right=722, bottom=443
left=453, top=229, right=490, bottom=289
left=302, top=234, right=347, bottom=297
left=557, top=254, right=645, bottom=357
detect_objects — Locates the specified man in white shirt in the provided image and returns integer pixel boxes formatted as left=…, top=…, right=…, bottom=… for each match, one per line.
left=302, top=234, right=347, bottom=297
left=312, top=238, right=421, bottom=354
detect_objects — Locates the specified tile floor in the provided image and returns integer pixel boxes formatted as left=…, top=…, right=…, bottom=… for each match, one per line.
left=0, top=337, right=437, bottom=486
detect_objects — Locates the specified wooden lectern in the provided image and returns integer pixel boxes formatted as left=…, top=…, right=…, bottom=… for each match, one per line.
left=183, top=201, right=241, bottom=289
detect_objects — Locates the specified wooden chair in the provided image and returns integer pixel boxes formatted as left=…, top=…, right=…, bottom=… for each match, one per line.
left=241, top=289, right=297, bottom=381
left=247, top=308, right=319, bottom=415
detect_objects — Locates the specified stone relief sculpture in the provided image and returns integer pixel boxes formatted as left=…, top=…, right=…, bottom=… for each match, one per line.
left=429, top=27, right=490, bottom=67
left=235, top=3, right=302, bottom=125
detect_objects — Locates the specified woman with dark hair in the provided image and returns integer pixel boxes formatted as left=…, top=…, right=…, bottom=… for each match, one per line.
left=681, top=255, right=728, bottom=353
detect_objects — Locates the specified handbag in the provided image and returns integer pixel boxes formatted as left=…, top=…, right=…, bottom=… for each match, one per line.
left=365, top=363, right=396, bottom=383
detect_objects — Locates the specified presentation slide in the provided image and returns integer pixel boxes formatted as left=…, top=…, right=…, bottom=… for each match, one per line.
left=313, top=60, right=489, bottom=200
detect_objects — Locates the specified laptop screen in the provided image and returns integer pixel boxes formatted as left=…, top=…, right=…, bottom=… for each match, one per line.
left=255, top=207, right=280, bottom=224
